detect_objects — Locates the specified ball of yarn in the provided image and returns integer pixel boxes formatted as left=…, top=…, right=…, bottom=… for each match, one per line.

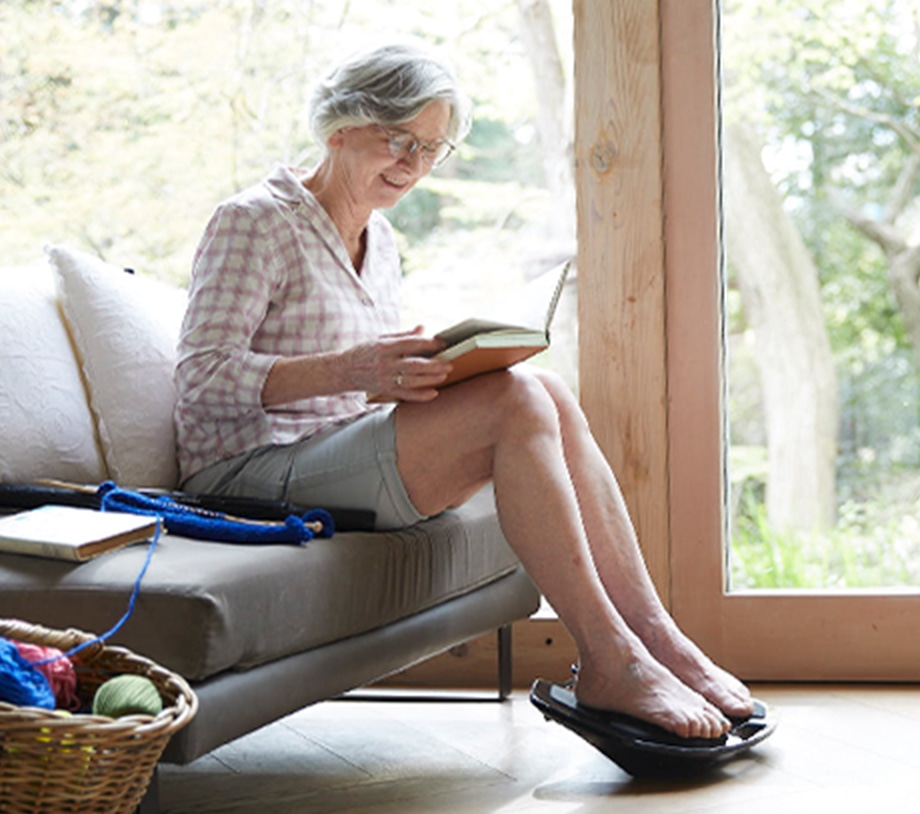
left=92, top=675, right=163, bottom=718
left=12, top=641, right=80, bottom=711
left=0, top=638, right=55, bottom=709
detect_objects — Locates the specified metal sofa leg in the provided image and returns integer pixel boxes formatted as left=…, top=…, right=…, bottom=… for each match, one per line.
left=497, top=623, right=512, bottom=700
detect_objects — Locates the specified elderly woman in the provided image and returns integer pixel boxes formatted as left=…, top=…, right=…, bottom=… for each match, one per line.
left=175, top=41, right=752, bottom=740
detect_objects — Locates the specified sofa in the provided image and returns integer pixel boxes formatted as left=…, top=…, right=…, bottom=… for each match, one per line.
left=0, top=247, right=541, bottom=771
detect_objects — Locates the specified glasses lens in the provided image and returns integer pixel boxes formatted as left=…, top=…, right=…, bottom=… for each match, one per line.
left=379, top=126, right=454, bottom=168
left=385, top=132, right=411, bottom=159
left=425, top=141, right=453, bottom=168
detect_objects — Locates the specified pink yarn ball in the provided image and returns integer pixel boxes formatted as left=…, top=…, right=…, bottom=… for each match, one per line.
left=14, top=642, right=80, bottom=711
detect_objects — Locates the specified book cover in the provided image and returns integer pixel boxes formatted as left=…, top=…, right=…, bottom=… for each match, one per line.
left=432, top=259, right=571, bottom=387
left=0, top=505, right=157, bottom=562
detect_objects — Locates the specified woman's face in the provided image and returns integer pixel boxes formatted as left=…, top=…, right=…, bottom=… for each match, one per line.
left=330, top=100, right=451, bottom=210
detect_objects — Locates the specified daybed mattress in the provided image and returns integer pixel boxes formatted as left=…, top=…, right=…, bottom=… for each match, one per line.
left=0, top=487, right=519, bottom=681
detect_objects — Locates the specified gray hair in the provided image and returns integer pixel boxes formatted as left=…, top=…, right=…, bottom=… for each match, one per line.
left=309, top=42, right=472, bottom=149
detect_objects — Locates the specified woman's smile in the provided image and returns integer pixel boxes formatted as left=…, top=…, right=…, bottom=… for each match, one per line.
left=381, top=172, right=411, bottom=189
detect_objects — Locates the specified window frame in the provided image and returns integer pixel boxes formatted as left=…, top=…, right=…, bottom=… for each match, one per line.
left=659, top=0, right=920, bottom=680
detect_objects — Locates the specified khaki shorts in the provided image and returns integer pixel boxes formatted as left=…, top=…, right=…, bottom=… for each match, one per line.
left=181, top=407, right=427, bottom=531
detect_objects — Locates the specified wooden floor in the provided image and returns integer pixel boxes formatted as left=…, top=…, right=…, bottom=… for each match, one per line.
left=160, top=683, right=920, bottom=813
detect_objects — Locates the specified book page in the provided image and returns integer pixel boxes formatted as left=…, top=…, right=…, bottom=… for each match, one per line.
left=435, top=319, right=532, bottom=348
left=432, top=260, right=572, bottom=349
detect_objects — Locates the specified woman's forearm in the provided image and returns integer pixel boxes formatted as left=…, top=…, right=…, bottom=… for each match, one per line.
left=261, top=351, right=357, bottom=407
left=261, top=332, right=451, bottom=407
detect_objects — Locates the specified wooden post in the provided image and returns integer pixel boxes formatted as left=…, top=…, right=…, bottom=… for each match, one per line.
left=573, top=0, right=671, bottom=602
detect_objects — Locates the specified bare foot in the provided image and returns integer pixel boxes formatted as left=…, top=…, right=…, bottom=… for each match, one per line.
left=636, top=617, right=754, bottom=720
left=574, top=642, right=731, bottom=740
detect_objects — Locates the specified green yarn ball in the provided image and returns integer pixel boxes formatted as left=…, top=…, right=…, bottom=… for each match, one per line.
left=92, top=675, right=163, bottom=718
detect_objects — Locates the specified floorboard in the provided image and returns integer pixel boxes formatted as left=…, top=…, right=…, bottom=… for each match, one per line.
left=160, top=684, right=920, bottom=813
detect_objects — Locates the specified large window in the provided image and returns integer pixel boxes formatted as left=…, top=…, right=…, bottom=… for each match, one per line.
left=721, top=0, right=920, bottom=590
left=660, top=0, right=920, bottom=681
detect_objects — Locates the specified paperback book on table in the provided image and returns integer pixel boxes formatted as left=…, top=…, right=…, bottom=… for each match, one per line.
left=432, top=259, right=571, bottom=387
left=0, top=504, right=156, bottom=562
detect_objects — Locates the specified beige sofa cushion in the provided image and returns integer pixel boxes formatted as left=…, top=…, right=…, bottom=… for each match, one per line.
left=47, top=246, right=186, bottom=489
left=0, top=487, right=519, bottom=682
left=0, top=262, right=107, bottom=485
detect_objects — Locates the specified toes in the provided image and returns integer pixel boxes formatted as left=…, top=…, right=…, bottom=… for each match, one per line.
left=665, top=700, right=729, bottom=740
left=721, top=687, right=755, bottom=718
left=694, top=713, right=729, bottom=740
left=687, top=699, right=731, bottom=739
left=697, top=672, right=754, bottom=719
left=709, top=711, right=731, bottom=738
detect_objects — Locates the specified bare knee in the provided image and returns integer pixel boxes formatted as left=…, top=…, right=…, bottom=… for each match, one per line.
left=527, top=367, right=579, bottom=408
left=490, top=368, right=564, bottom=440
left=526, top=367, right=590, bottom=433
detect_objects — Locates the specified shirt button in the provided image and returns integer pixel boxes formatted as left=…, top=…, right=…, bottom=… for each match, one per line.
left=361, top=295, right=372, bottom=306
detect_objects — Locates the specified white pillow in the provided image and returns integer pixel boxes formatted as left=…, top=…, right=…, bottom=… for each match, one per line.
left=47, top=245, right=186, bottom=489
left=0, top=260, right=108, bottom=485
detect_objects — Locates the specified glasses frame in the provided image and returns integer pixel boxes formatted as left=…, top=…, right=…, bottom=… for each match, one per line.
left=375, top=124, right=456, bottom=168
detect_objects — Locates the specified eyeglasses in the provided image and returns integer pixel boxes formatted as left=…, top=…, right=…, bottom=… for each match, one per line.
left=375, top=125, right=455, bottom=168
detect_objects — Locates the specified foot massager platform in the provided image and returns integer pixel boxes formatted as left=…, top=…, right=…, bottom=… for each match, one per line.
left=530, top=678, right=777, bottom=778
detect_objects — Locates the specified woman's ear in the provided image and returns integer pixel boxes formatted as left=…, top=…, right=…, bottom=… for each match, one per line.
left=327, top=128, right=347, bottom=150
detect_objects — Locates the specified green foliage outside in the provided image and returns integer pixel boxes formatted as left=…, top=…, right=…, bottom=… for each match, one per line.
left=0, top=0, right=567, bottom=290
left=724, top=0, right=920, bottom=588
left=731, top=480, right=920, bottom=589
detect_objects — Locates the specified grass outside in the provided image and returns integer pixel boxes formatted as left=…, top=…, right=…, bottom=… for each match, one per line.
left=729, top=460, right=920, bottom=590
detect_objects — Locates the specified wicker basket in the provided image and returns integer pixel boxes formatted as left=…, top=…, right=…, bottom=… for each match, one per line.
left=0, top=618, right=198, bottom=814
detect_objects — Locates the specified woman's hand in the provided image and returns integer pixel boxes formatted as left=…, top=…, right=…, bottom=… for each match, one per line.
left=261, top=327, right=451, bottom=407
left=344, top=326, right=452, bottom=401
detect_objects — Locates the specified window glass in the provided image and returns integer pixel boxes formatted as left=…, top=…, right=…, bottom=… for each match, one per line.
left=721, top=0, right=920, bottom=588
left=1, top=0, right=577, bottom=389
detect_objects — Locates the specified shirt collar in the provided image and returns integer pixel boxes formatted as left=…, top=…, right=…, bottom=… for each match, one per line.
left=263, top=164, right=370, bottom=283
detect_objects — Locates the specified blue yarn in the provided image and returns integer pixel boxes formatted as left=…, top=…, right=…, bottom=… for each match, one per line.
left=97, top=482, right=334, bottom=544
left=31, top=519, right=162, bottom=667
left=0, top=522, right=160, bottom=710
left=0, top=637, right=56, bottom=708
left=5, top=483, right=332, bottom=696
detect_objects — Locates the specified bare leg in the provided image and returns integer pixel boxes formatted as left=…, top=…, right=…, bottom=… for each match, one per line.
left=528, top=370, right=753, bottom=719
left=395, top=370, right=731, bottom=739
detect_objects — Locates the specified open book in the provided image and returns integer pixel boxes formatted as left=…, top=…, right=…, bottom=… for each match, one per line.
left=0, top=505, right=156, bottom=562
left=432, top=259, right=572, bottom=388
